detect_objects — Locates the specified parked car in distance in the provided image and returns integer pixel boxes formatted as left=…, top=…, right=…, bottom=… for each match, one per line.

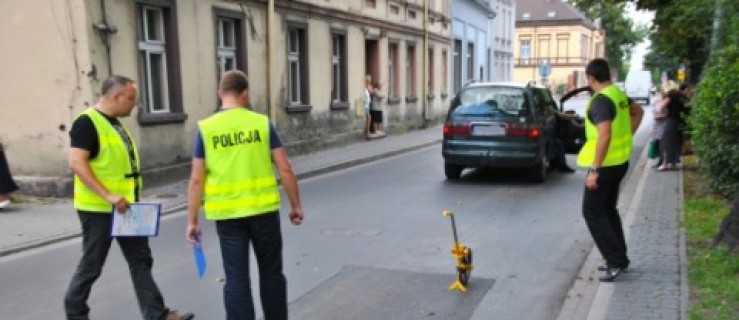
left=442, top=82, right=581, bottom=182
left=625, top=70, right=652, bottom=105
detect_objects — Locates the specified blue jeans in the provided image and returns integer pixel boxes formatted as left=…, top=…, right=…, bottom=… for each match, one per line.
left=216, top=211, right=287, bottom=320
left=64, top=211, right=168, bottom=320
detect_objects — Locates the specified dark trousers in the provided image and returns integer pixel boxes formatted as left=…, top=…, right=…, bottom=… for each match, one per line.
left=582, top=162, right=630, bottom=268
left=0, top=149, right=18, bottom=194
left=64, top=211, right=168, bottom=320
left=216, top=211, right=287, bottom=320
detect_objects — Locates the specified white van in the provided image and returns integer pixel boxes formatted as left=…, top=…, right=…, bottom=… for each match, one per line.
left=624, top=70, right=652, bottom=105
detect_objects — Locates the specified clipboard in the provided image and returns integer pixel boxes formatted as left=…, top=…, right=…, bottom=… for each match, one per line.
left=110, top=202, right=162, bottom=237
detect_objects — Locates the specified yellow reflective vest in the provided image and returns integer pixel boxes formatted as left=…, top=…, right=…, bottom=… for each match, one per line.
left=73, top=108, right=141, bottom=212
left=577, top=85, right=633, bottom=167
left=198, top=108, right=280, bottom=220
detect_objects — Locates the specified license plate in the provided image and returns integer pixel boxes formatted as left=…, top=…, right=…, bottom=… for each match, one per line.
left=472, top=124, right=505, bottom=136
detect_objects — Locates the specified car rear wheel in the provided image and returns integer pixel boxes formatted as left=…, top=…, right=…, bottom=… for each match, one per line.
left=530, top=157, right=548, bottom=182
left=445, top=163, right=463, bottom=180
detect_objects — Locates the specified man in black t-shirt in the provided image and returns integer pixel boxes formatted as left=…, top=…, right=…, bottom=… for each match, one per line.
left=580, top=59, right=643, bottom=282
left=65, top=75, right=194, bottom=320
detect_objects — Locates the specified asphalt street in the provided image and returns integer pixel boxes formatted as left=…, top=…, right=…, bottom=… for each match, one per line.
left=0, top=97, right=655, bottom=320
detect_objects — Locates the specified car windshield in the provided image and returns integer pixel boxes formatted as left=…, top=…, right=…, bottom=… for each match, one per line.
left=454, top=86, right=527, bottom=116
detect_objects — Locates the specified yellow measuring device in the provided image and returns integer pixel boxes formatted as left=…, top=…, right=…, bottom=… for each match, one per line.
left=443, top=210, right=473, bottom=292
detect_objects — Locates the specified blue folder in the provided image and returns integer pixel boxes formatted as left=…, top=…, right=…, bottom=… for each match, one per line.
left=193, top=240, right=207, bottom=279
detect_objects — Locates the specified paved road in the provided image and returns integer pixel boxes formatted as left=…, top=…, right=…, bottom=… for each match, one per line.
left=0, top=97, right=654, bottom=319
left=0, top=147, right=592, bottom=320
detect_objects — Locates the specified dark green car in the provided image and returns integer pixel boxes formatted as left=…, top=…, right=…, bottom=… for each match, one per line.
left=442, top=82, right=582, bottom=182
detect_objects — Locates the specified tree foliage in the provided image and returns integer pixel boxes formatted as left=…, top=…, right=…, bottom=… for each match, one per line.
left=569, top=1, right=649, bottom=79
left=689, top=45, right=739, bottom=199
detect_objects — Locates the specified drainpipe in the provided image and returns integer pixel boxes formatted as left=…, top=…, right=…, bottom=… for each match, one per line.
left=97, top=0, right=115, bottom=77
left=267, top=0, right=275, bottom=120
left=422, top=0, right=429, bottom=126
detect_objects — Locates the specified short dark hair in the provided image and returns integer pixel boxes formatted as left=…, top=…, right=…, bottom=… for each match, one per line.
left=101, top=75, right=134, bottom=96
left=219, top=70, right=249, bottom=94
left=585, top=59, right=611, bottom=82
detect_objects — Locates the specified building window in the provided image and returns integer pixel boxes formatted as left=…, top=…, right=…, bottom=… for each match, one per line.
left=427, top=48, right=435, bottom=97
left=388, top=43, right=400, bottom=100
left=520, top=39, right=531, bottom=64
left=406, top=44, right=417, bottom=99
left=390, top=5, right=400, bottom=15
left=331, top=32, right=348, bottom=108
left=214, top=10, right=246, bottom=87
left=287, top=25, right=310, bottom=111
left=408, top=10, right=417, bottom=20
left=441, top=49, right=448, bottom=95
left=466, top=43, right=474, bottom=83
left=581, top=35, right=589, bottom=59
left=136, top=0, right=185, bottom=125
left=453, top=40, right=462, bottom=92
left=365, top=0, right=376, bottom=8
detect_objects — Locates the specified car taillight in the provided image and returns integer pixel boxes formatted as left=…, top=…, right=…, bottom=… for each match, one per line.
left=528, top=127, right=541, bottom=138
left=506, top=123, right=540, bottom=138
left=443, top=122, right=471, bottom=136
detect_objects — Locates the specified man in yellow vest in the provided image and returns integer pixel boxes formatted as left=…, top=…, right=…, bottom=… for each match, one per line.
left=186, top=70, right=304, bottom=320
left=577, top=59, right=643, bottom=282
left=65, top=76, right=194, bottom=319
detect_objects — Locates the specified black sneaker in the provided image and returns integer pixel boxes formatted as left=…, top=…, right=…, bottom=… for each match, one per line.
left=597, top=264, right=628, bottom=272
left=599, top=267, right=624, bottom=282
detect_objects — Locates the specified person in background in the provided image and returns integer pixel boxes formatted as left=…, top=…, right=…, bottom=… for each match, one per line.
left=650, top=83, right=672, bottom=168
left=369, top=81, right=385, bottom=136
left=658, top=80, right=685, bottom=171
left=0, top=142, right=19, bottom=209
left=364, top=75, right=373, bottom=139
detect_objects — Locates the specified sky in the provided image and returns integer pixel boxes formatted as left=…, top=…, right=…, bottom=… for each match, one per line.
left=625, top=2, right=655, bottom=71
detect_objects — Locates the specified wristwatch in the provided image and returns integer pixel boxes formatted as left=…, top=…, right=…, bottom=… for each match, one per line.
left=589, top=167, right=600, bottom=174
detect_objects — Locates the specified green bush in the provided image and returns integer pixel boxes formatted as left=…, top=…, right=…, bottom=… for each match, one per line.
left=689, top=45, right=739, bottom=198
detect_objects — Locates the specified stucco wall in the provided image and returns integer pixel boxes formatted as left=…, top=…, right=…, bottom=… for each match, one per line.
left=513, top=23, right=603, bottom=88
left=0, top=0, right=451, bottom=196
left=0, top=0, right=96, bottom=182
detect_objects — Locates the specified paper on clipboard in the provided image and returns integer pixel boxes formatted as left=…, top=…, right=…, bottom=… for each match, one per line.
left=110, top=202, right=162, bottom=237
left=193, top=240, right=207, bottom=278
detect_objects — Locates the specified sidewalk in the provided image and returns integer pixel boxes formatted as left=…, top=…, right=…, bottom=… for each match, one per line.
left=0, top=124, right=688, bottom=319
left=0, top=126, right=442, bottom=257
left=557, top=150, right=687, bottom=319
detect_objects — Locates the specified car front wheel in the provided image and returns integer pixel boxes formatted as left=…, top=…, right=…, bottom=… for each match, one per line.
left=445, top=163, right=463, bottom=180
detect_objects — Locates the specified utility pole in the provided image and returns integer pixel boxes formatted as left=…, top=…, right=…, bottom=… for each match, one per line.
left=267, top=0, right=275, bottom=120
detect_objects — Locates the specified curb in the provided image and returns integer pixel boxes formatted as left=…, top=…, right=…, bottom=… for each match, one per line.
left=0, top=139, right=441, bottom=258
left=557, top=144, right=690, bottom=320
left=556, top=141, right=650, bottom=320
